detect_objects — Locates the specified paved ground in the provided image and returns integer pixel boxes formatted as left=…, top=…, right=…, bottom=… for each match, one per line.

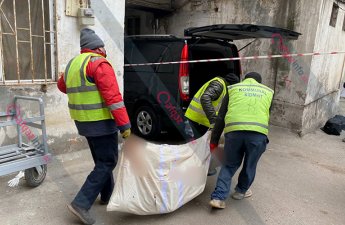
left=1, top=124, right=345, bottom=225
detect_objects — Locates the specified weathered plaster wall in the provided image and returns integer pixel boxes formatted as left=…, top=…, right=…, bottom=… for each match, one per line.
left=301, top=0, right=345, bottom=134
left=162, top=0, right=345, bottom=134
left=58, top=0, right=125, bottom=92
left=270, top=0, right=322, bottom=133
left=0, top=0, right=125, bottom=154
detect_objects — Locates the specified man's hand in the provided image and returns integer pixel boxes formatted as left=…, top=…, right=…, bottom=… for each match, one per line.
left=210, top=143, right=218, bottom=153
left=121, top=129, right=131, bottom=139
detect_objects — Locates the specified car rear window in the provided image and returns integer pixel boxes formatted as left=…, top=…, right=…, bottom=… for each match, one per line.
left=125, top=40, right=181, bottom=73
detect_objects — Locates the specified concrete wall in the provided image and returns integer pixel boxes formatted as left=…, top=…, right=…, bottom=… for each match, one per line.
left=161, top=0, right=344, bottom=134
left=58, top=0, right=125, bottom=91
left=301, top=0, right=345, bottom=134
left=270, top=0, right=322, bottom=133
left=0, top=0, right=125, bottom=154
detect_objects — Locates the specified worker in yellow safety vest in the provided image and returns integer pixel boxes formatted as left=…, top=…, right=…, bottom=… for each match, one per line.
left=184, top=73, right=239, bottom=177
left=208, top=72, right=274, bottom=209
left=185, top=73, right=240, bottom=139
left=58, top=28, right=131, bottom=225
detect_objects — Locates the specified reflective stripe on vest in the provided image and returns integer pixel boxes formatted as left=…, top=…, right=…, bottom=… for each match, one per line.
left=68, top=101, right=125, bottom=111
left=108, top=101, right=125, bottom=111
left=68, top=102, right=107, bottom=110
left=66, top=86, right=98, bottom=93
left=224, top=78, right=274, bottom=135
left=185, top=77, right=227, bottom=127
left=225, top=122, right=269, bottom=129
left=65, top=53, right=113, bottom=122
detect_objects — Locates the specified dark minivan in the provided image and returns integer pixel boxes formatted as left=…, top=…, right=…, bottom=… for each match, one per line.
left=124, top=24, right=300, bottom=139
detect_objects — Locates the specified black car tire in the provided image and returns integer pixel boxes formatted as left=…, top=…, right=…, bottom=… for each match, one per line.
left=25, top=164, right=47, bottom=187
left=133, top=105, right=161, bottom=139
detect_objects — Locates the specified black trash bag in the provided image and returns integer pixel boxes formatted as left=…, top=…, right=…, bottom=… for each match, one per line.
left=321, top=115, right=345, bottom=135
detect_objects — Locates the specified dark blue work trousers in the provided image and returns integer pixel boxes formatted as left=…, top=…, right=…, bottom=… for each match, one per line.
left=72, top=133, right=118, bottom=210
left=211, top=131, right=268, bottom=200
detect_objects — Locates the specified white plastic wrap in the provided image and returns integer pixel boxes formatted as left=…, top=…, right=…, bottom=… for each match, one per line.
left=107, top=132, right=212, bottom=215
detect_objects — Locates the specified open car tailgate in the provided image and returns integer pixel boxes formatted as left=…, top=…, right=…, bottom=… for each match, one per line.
left=184, top=24, right=301, bottom=41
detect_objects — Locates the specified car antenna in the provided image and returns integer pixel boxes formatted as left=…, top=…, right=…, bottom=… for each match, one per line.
left=238, top=38, right=258, bottom=52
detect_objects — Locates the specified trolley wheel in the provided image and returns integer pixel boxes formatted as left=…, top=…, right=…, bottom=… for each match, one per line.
left=25, top=164, right=47, bottom=187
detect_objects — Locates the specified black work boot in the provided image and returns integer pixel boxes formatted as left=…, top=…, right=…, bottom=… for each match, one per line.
left=67, top=203, right=95, bottom=225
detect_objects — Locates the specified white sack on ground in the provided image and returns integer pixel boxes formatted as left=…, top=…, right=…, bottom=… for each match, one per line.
left=107, top=132, right=212, bottom=215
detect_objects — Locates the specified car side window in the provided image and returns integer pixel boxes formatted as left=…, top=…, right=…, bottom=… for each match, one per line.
left=156, top=45, right=174, bottom=73
left=126, top=41, right=174, bottom=74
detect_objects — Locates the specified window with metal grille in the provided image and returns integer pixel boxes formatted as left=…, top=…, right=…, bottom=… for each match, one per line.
left=330, top=3, right=339, bottom=27
left=0, top=0, right=56, bottom=84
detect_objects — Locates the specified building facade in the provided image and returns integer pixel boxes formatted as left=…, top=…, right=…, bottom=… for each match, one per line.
left=126, top=0, right=345, bottom=135
left=1, top=0, right=344, bottom=155
left=0, top=0, right=125, bottom=153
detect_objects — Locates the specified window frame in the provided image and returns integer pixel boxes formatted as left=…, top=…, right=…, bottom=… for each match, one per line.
left=0, top=0, right=57, bottom=85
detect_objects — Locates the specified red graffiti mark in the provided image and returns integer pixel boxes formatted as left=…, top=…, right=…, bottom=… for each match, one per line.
left=271, top=33, right=284, bottom=46
left=300, top=74, right=309, bottom=84
left=157, top=91, right=170, bottom=104
left=157, top=91, right=184, bottom=125
left=42, top=155, right=51, bottom=163
left=272, top=33, right=307, bottom=87
left=6, top=104, right=21, bottom=119
left=6, top=103, right=40, bottom=144
left=26, top=131, right=36, bottom=141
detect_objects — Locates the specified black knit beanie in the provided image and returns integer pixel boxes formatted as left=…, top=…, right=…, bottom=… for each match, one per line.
left=80, top=28, right=104, bottom=50
left=224, top=73, right=240, bottom=85
left=245, top=72, right=262, bottom=83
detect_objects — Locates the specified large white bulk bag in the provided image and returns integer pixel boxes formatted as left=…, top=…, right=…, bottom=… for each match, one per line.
left=107, top=132, right=212, bottom=215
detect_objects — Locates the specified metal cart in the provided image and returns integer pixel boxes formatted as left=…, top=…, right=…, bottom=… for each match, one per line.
left=0, top=96, right=51, bottom=187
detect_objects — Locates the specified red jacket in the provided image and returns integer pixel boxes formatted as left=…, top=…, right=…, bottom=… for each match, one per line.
left=58, top=49, right=130, bottom=131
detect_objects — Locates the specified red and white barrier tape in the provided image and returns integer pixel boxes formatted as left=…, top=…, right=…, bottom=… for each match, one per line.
left=124, top=51, right=345, bottom=67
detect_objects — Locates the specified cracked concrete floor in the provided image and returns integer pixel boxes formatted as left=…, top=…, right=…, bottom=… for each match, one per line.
left=0, top=125, right=345, bottom=225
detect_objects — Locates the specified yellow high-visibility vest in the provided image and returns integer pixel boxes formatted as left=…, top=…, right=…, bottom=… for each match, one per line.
left=185, top=77, right=227, bottom=127
left=65, top=53, right=112, bottom=121
left=224, top=78, right=274, bottom=135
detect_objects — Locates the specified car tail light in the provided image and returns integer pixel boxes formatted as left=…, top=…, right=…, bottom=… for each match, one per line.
left=179, top=41, right=189, bottom=101
left=180, top=76, right=189, bottom=94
